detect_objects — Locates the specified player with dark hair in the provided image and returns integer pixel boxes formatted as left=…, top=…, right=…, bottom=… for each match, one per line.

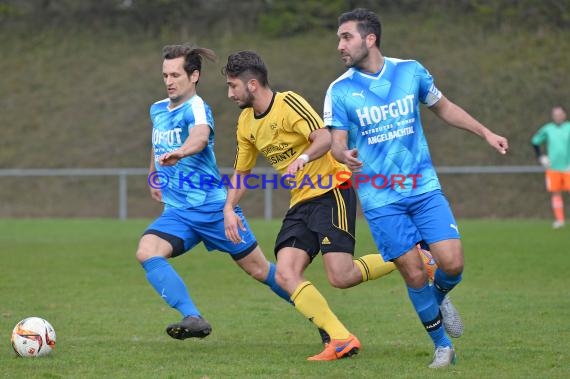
left=222, top=50, right=436, bottom=361
left=325, top=9, right=509, bottom=368
left=135, top=44, right=292, bottom=340
left=532, top=105, right=570, bottom=229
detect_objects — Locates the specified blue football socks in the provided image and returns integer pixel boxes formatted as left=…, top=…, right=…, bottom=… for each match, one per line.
left=263, top=262, right=292, bottom=304
left=142, top=256, right=200, bottom=318
left=408, top=284, right=451, bottom=348
left=432, top=269, right=463, bottom=305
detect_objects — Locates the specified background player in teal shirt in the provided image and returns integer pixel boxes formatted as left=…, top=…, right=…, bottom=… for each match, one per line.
left=531, top=105, right=570, bottom=228
left=325, top=8, right=509, bottom=368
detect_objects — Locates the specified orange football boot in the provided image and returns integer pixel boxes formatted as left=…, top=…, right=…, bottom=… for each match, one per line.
left=418, top=246, right=437, bottom=282
left=307, top=334, right=361, bottom=361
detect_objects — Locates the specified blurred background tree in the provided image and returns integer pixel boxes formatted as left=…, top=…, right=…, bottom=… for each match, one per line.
left=2, top=0, right=568, bottom=32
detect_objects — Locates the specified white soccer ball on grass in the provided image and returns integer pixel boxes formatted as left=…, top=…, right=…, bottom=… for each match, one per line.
left=11, top=317, right=56, bottom=357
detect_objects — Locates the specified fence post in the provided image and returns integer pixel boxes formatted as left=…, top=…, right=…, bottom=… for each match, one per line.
left=119, top=172, right=128, bottom=220
left=264, top=185, right=272, bottom=220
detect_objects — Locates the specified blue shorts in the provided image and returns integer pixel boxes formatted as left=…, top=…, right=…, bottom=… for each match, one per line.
left=363, top=189, right=460, bottom=262
left=143, top=204, right=257, bottom=260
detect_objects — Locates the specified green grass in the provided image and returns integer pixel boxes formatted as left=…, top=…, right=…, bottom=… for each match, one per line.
left=0, top=219, right=568, bottom=378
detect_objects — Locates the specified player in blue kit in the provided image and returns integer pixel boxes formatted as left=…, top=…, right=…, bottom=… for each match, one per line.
left=135, top=44, right=292, bottom=340
left=325, top=9, right=509, bottom=368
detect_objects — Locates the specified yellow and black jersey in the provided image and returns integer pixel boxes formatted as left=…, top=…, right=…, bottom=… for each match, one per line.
left=234, top=91, right=348, bottom=207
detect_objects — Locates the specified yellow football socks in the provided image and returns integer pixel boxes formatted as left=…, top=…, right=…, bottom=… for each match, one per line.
left=354, top=253, right=396, bottom=282
left=291, top=281, right=350, bottom=340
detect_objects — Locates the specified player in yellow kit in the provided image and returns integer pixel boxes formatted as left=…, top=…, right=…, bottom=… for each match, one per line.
left=221, top=50, right=431, bottom=360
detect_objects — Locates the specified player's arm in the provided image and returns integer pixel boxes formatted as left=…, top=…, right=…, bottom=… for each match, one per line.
left=158, top=124, right=210, bottom=166
left=323, top=85, right=362, bottom=171
left=223, top=170, right=251, bottom=243
left=534, top=146, right=549, bottom=168
left=224, top=123, right=257, bottom=243
left=531, top=128, right=549, bottom=167
left=532, top=142, right=546, bottom=162
left=532, top=143, right=542, bottom=158
left=330, top=129, right=363, bottom=172
left=148, top=147, right=162, bottom=202
left=286, top=128, right=332, bottom=175
left=429, top=95, right=509, bottom=155
left=304, top=128, right=332, bottom=160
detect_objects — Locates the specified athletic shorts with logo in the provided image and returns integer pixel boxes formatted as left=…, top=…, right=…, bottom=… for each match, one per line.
left=274, top=185, right=356, bottom=261
left=364, top=189, right=460, bottom=262
left=143, top=203, right=257, bottom=260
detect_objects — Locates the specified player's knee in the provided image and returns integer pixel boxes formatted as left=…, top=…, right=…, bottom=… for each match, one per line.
left=441, top=260, right=464, bottom=276
left=135, top=234, right=173, bottom=263
left=135, top=241, right=162, bottom=263
left=438, top=254, right=464, bottom=276
left=135, top=247, right=151, bottom=263
left=326, top=272, right=352, bottom=289
left=405, top=268, right=429, bottom=288
left=328, top=279, right=351, bottom=289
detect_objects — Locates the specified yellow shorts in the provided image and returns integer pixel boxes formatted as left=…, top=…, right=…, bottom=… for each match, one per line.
left=545, top=170, right=570, bottom=192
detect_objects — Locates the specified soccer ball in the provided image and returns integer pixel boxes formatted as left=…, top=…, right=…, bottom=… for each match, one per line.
left=11, top=317, right=56, bottom=357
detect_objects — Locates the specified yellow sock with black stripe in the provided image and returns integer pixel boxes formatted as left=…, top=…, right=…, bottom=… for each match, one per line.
left=354, top=254, right=396, bottom=282
left=291, top=281, right=350, bottom=340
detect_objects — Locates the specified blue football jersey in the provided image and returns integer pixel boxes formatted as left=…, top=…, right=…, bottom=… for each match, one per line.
left=324, top=58, right=442, bottom=211
left=150, top=95, right=226, bottom=210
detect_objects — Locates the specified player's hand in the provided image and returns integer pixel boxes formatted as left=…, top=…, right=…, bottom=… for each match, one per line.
left=158, top=150, right=185, bottom=166
left=538, top=155, right=550, bottom=168
left=224, top=208, right=246, bottom=244
left=342, top=149, right=363, bottom=172
left=149, top=187, right=162, bottom=202
left=286, top=158, right=306, bottom=176
left=485, top=132, right=509, bottom=155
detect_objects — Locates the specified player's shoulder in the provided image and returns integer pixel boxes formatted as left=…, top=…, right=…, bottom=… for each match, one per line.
left=150, top=98, right=169, bottom=112
left=236, top=107, right=253, bottom=125
left=386, top=56, right=419, bottom=65
left=280, top=90, right=296, bottom=97
left=545, top=121, right=570, bottom=133
left=389, top=58, right=436, bottom=86
left=189, top=93, right=206, bottom=105
left=542, top=122, right=557, bottom=130
left=533, top=123, right=549, bottom=135
left=280, top=91, right=320, bottom=117
left=330, top=68, right=357, bottom=84
left=184, top=94, right=214, bottom=117
left=187, top=94, right=212, bottom=112
left=540, top=122, right=566, bottom=136
left=280, top=90, right=311, bottom=105
left=385, top=57, right=426, bottom=72
left=328, top=68, right=358, bottom=94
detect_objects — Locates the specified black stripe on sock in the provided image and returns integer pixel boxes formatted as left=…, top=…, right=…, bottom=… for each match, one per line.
left=422, top=311, right=443, bottom=332
left=291, top=282, right=312, bottom=303
left=434, top=281, right=451, bottom=294
left=356, top=258, right=370, bottom=281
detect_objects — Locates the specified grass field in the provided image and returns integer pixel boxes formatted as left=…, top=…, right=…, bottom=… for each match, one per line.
left=0, top=219, right=568, bottom=378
